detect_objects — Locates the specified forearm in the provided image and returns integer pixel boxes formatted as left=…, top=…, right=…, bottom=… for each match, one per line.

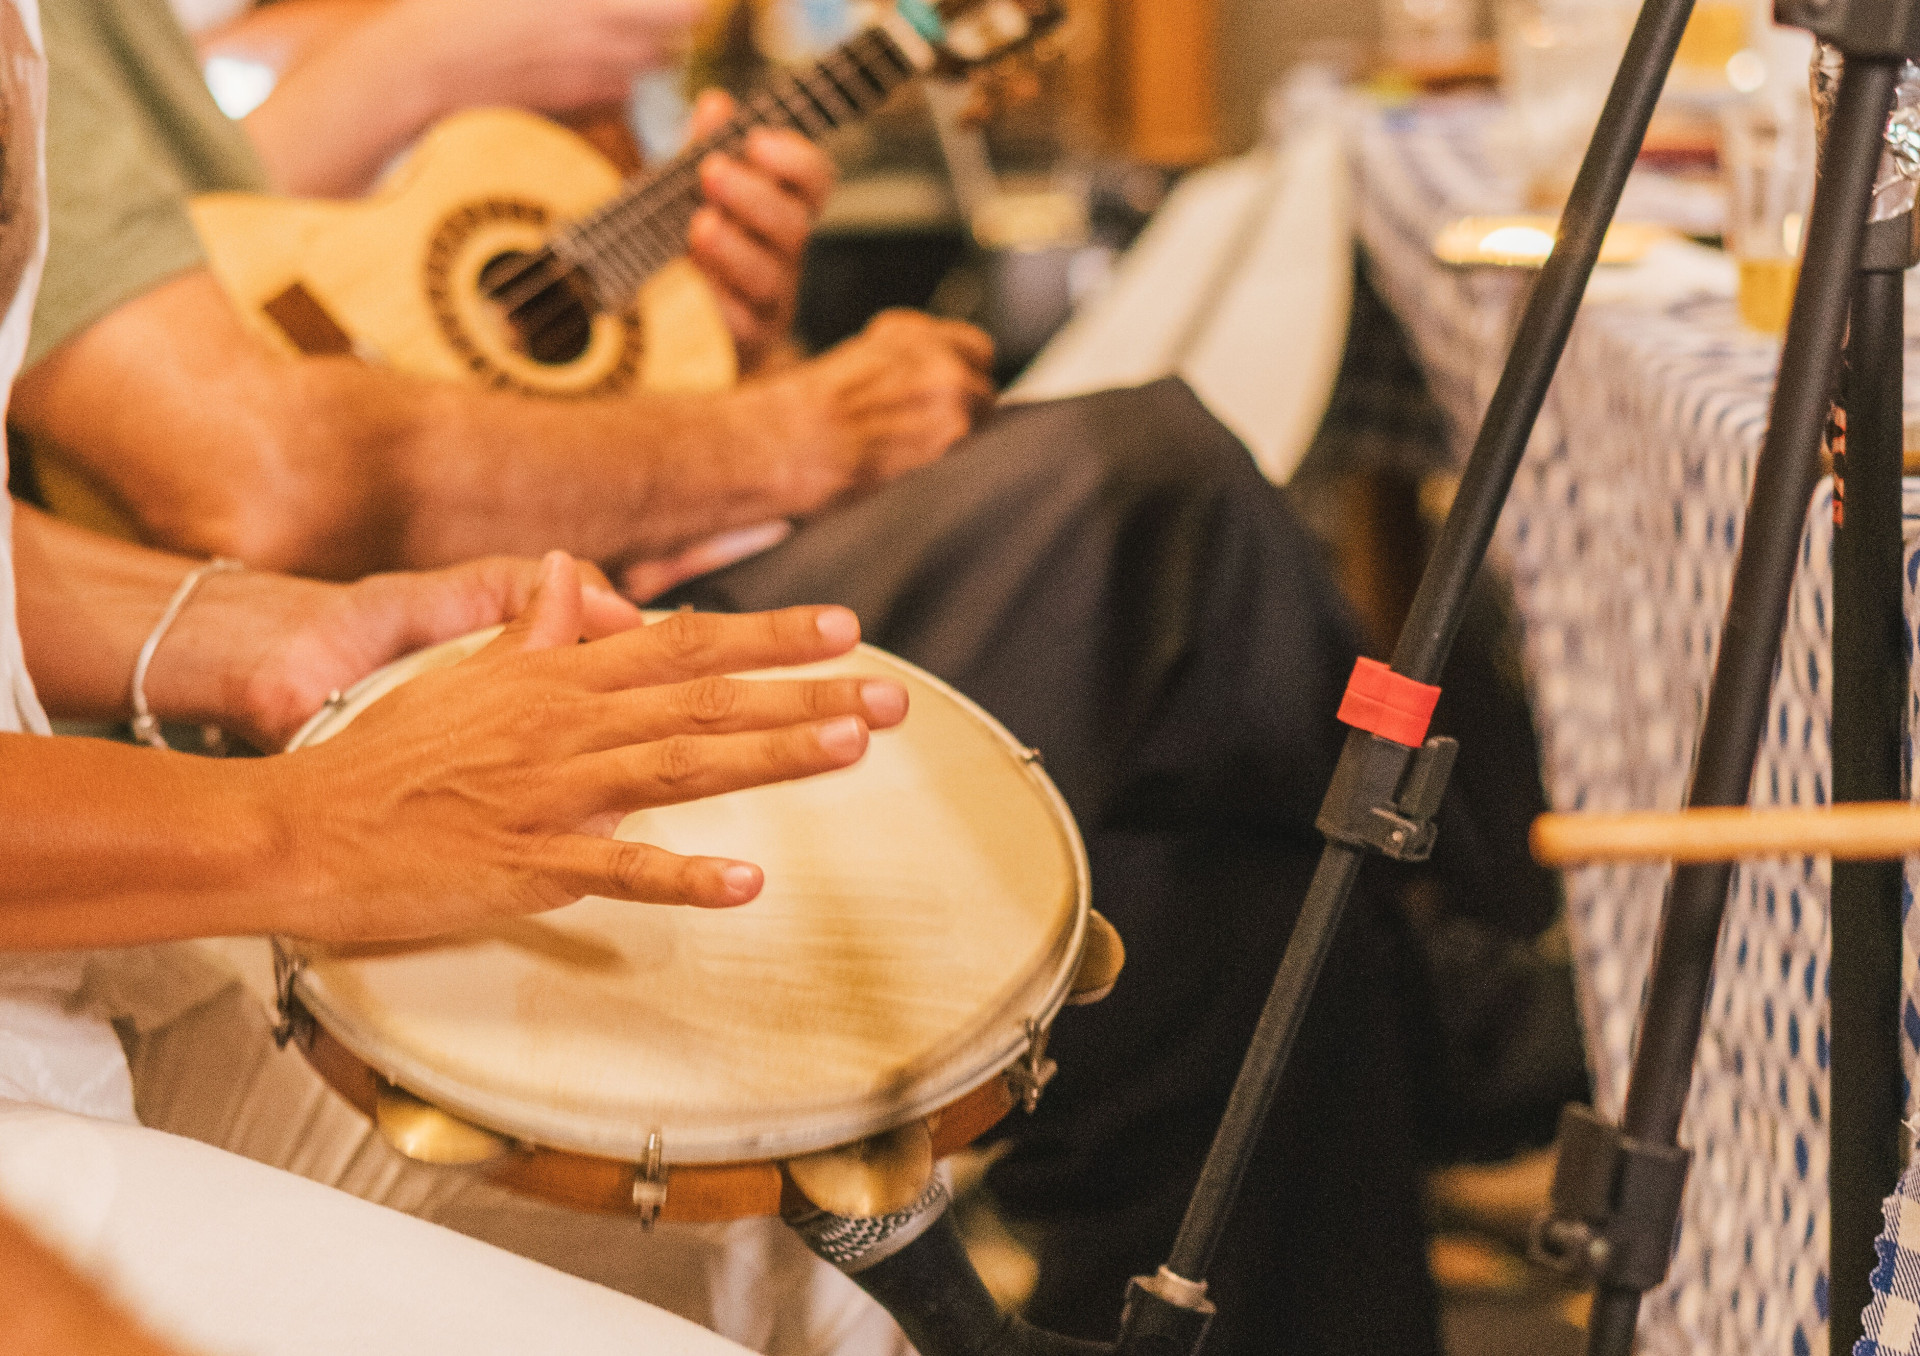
left=0, top=734, right=287, bottom=949
left=16, top=272, right=967, bottom=581
left=19, top=328, right=798, bottom=582
left=241, top=4, right=450, bottom=195
left=390, top=375, right=807, bottom=571
left=11, top=503, right=331, bottom=727
left=145, top=357, right=810, bottom=573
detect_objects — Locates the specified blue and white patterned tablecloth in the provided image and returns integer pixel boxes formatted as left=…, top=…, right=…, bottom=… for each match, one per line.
left=1350, top=94, right=1920, bottom=1355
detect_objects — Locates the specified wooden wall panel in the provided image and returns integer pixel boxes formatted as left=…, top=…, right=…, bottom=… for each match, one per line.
left=1117, top=0, right=1220, bottom=165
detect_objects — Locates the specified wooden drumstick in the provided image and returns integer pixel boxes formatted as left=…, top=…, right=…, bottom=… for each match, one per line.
left=1532, top=801, right=1920, bottom=866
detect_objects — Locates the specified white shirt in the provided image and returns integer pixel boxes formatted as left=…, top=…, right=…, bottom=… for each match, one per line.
left=0, top=0, right=148, bottom=1123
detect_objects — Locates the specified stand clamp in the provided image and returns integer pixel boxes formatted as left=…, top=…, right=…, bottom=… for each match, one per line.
left=1530, top=1105, right=1692, bottom=1292
left=1775, top=0, right=1920, bottom=60
left=1113, top=1267, right=1215, bottom=1356
left=1315, top=659, right=1458, bottom=863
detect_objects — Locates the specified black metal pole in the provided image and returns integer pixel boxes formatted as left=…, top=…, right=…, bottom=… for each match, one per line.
left=1584, top=55, right=1902, bottom=1356
left=1150, top=0, right=1704, bottom=1293
left=1828, top=230, right=1911, bottom=1356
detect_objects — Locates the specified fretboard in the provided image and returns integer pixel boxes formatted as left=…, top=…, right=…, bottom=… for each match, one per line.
left=548, top=25, right=931, bottom=312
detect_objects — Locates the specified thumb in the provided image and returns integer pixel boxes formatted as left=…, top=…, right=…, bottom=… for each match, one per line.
left=498, top=550, right=586, bottom=653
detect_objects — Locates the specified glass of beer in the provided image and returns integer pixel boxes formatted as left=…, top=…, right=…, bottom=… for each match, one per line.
left=1722, top=98, right=1816, bottom=335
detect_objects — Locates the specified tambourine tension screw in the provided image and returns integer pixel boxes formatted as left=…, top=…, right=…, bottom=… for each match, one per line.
left=632, top=1129, right=668, bottom=1228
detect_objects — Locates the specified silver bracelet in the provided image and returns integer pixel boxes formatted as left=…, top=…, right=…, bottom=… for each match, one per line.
left=130, top=557, right=243, bottom=751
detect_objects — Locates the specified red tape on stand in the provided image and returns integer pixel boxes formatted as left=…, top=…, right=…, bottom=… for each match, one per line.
left=1336, top=658, right=1441, bottom=748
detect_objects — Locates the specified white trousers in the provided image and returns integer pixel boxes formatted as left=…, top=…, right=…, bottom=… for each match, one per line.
left=120, top=960, right=913, bottom=1356
left=0, top=1100, right=756, bottom=1356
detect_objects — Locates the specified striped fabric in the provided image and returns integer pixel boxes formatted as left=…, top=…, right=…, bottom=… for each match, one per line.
left=1352, top=94, right=1920, bottom=1356
left=1858, top=1180, right=1920, bottom=1355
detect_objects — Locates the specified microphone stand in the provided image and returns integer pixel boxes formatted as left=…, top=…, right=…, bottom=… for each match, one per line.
left=813, top=5, right=1920, bottom=1353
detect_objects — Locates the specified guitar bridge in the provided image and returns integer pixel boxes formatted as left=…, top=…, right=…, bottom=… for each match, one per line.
left=262, top=281, right=355, bottom=357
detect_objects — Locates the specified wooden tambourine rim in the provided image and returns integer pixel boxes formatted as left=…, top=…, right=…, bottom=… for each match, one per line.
left=282, top=621, right=1091, bottom=1169
left=300, top=1019, right=1017, bottom=1220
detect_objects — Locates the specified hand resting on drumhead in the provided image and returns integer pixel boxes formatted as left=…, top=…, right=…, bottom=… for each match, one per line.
left=3, top=515, right=907, bottom=950
left=278, top=554, right=906, bottom=941
left=12, top=502, right=648, bottom=753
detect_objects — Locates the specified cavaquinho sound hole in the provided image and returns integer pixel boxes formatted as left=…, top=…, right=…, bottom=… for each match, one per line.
left=479, top=249, right=594, bottom=367
left=423, top=198, right=642, bottom=399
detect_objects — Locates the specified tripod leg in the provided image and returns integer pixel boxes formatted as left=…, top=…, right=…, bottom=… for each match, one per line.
left=1136, top=0, right=1706, bottom=1299
left=1580, top=54, right=1903, bottom=1356
left=1828, top=228, right=1910, bottom=1356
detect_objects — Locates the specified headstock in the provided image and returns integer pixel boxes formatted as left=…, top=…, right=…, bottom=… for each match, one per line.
left=925, top=0, right=1067, bottom=74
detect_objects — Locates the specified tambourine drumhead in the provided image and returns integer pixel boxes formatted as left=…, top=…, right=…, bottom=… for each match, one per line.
left=286, top=624, right=1089, bottom=1166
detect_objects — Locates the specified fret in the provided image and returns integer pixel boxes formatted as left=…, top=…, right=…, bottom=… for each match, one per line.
left=852, top=31, right=909, bottom=90
left=842, top=32, right=906, bottom=93
left=818, top=52, right=873, bottom=111
left=767, top=78, right=830, bottom=137
left=744, top=78, right=810, bottom=136
left=794, top=64, right=858, bottom=123
left=775, top=70, right=838, bottom=131
left=860, top=28, right=918, bottom=81
left=556, top=17, right=950, bottom=309
left=615, top=164, right=701, bottom=235
left=603, top=227, right=654, bottom=285
left=737, top=91, right=793, bottom=139
left=600, top=158, right=701, bottom=245
left=860, top=26, right=917, bottom=81
left=635, top=219, right=687, bottom=271
left=711, top=111, right=757, bottom=151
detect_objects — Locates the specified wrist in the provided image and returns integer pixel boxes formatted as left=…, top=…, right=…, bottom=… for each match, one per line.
left=728, top=374, right=847, bottom=519
left=228, top=753, right=323, bottom=938
left=141, top=570, right=340, bottom=745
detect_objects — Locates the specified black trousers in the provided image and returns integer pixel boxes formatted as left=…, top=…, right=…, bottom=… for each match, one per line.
left=665, top=377, right=1442, bottom=1356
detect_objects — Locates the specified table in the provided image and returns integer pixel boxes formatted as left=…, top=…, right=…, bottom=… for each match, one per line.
left=1353, top=92, right=1920, bottom=1356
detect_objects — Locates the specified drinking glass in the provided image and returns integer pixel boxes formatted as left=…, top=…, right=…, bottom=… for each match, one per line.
left=1497, top=0, right=1634, bottom=206
left=1721, top=98, right=1816, bottom=334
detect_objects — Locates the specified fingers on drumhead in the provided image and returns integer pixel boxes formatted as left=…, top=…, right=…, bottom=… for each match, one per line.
left=549, top=837, right=765, bottom=908
left=576, top=717, right=870, bottom=811
left=655, top=675, right=905, bottom=733
left=573, top=606, right=862, bottom=689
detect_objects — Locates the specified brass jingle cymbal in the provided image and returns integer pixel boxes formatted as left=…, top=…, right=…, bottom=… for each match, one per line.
left=785, top=1122, right=934, bottom=1219
left=375, top=1083, right=513, bottom=1166
left=1066, top=908, right=1125, bottom=1005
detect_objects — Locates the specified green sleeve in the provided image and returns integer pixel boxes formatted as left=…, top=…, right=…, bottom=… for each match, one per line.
left=29, top=0, right=271, bottom=366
